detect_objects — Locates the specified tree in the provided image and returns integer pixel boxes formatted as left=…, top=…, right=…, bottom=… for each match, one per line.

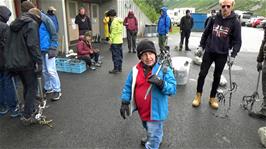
left=146, top=0, right=164, bottom=13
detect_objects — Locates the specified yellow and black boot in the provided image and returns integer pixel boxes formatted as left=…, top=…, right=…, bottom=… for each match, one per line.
left=192, top=92, right=202, bottom=107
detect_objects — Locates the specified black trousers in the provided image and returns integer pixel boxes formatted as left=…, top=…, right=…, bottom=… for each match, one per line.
left=126, top=30, right=137, bottom=52
left=110, top=44, right=123, bottom=71
left=197, top=52, right=228, bottom=97
left=78, top=53, right=99, bottom=66
left=15, top=69, right=38, bottom=118
left=180, top=30, right=191, bottom=49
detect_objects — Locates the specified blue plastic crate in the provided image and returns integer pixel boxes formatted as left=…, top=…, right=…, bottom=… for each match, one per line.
left=68, top=60, right=87, bottom=73
left=56, top=58, right=86, bottom=73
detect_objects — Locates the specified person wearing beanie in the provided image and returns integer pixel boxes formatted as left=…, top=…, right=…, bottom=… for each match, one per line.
left=120, top=39, right=176, bottom=148
left=21, top=1, right=35, bottom=13
left=179, top=9, right=194, bottom=51
left=107, top=9, right=124, bottom=74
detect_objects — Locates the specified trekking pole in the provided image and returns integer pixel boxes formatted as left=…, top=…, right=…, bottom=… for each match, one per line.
left=35, top=77, right=53, bottom=128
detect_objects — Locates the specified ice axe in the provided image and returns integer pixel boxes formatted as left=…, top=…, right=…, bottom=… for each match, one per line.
left=35, top=77, right=53, bottom=128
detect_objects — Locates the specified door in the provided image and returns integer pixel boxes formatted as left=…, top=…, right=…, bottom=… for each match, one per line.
left=66, top=0, right=79, bottom=42
left=90, top=3, right=99, bottom=36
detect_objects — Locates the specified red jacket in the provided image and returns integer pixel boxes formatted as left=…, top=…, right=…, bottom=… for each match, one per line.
left=76, top=36, right=94, bottom=57
left=123, top=11, right=138, bottom=31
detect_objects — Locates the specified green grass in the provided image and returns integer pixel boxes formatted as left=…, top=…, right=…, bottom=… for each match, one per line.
left=169, top=25, right=180, bottom=34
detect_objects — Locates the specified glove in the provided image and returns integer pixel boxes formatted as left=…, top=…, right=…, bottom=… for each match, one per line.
left=148, top=75, right=164, bottom=90
left=195, top=46, right=203, bottom=57
left=34, top=63, right=42, bottom=77
left=48, top=48, right=57, bottom=59
left=227, top=56, right=235, bottom=66
left=257, top=62, right=263, bottom=71
left=120, top=101, right=130, bottom=119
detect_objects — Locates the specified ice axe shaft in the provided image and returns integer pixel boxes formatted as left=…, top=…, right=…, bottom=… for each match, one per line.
left=144, top=61, right=164, bottom=100
left=255, top=70, right=261, bottom=92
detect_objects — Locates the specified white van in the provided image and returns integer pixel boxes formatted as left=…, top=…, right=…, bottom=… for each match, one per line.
left=172, top=8, right=195, bottom=26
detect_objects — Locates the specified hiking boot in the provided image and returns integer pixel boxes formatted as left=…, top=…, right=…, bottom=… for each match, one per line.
left=109, top=69, right=120, bottom=74
left=249, top=108, right=266, bottom=119
left=192, top=92, right=202, bottom=107
left=179, top=45, right=183, bottom=51
left=50, top=92, right=62, bottom=101
left=209, top=97, right=219, bottom=109
left=128, top=50, right=132, bottom=53
left=141, top=136, right=147, bottom=146
left=185, top=48, right=191, bottom=51
left=10, top=108, right=21, bottom=118
left=20, top=116, right=38, bottom=126
left=133, top=50, right=136, bottom=53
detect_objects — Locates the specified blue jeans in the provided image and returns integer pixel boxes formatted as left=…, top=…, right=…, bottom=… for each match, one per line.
left=110, top=44, right=123, bottom=70
left=143, top=121, right=164, bottom=149
left=42, top=54, right=61, bottom=92
left=0, top=72, right=17, bottom=110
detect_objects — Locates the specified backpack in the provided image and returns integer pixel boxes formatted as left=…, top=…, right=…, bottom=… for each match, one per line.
left=165, top=16, right=172, bottom=32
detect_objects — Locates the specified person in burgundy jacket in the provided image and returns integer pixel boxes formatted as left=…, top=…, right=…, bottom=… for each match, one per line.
left=123, top=10, right=138, bottom=53
left=120, top=39, right=176, bottom=148
left=76, top=32, right=101, bottom=70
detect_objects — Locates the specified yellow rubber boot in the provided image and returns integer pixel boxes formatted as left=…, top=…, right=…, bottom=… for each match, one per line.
left=209, top=97, right=219, bottom=109
left=192, top=93, right=202, bottom=107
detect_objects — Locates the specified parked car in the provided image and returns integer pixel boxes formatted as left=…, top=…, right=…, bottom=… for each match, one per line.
left=246, top=17, right=257, bottom=27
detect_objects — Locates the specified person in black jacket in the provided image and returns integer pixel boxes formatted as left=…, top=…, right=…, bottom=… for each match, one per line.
left=204, top=9, right=216, bottom=28
left=249, top=24, right=266, bottom=119
left=75, top=7, right=92, bottom=36
left=179, top=10, right=194, bottom=51
left=0, top=6, right=18, bottom=118
left=192, top=0, right=241, bottom=109
left=4, top=8, right=42, bottom=124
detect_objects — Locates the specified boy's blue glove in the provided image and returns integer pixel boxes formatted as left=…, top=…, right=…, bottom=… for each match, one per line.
left=120, top=101, right=130, bottom=119
left=148, top=75, right=164, bottom=90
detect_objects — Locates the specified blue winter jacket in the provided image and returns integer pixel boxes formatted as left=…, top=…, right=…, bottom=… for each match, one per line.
left=157, top=7, right=171, bottom=35
left=120, top=62, right=176, bottom=121
left=39, top=13, right=58, bottom=52
left=47, top=14, right=59, bottom=33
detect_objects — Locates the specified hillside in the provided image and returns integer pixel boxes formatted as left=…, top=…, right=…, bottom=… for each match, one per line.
left=164, top=0, right=266, bottom=16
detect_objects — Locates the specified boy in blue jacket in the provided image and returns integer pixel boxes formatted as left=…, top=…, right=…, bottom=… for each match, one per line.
left=120, top=39, right=176, bottom=149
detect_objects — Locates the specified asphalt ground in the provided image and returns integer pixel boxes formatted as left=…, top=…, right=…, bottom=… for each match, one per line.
left=0, top=27, right=265, bottom=149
